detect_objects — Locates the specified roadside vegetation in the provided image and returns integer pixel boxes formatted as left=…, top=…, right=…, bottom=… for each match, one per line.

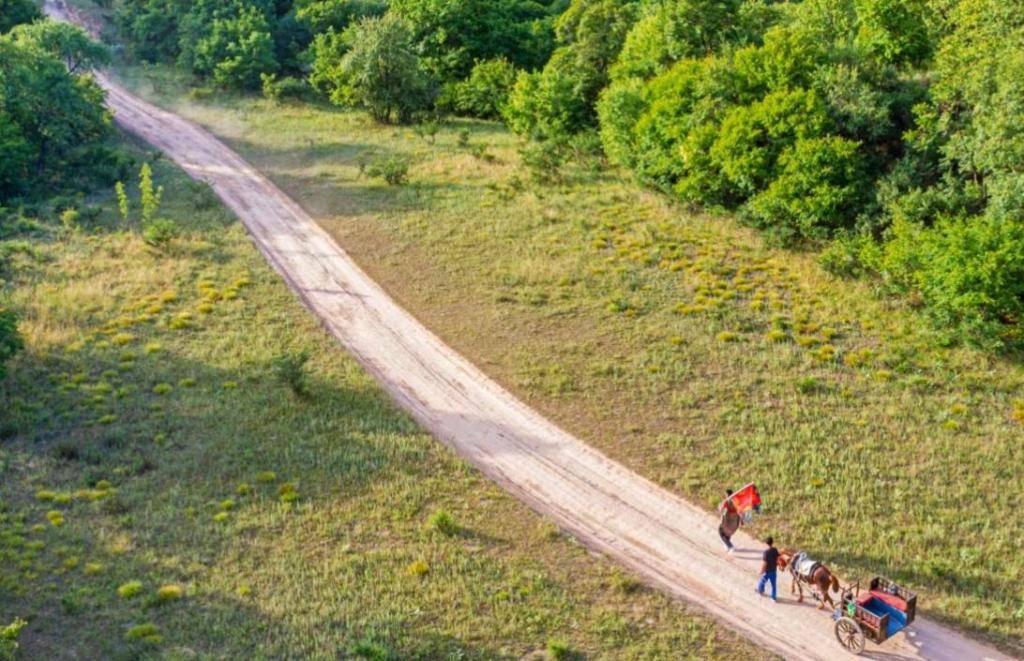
left=0, top=111, right=763, bottom=661
left=0, top=9, right=765, bottom=660
left=8, top=0, right=1024, bottom=655
left=104, top=0, right=1024, bottom=353
left=104, top=53, right=1024, bottom=653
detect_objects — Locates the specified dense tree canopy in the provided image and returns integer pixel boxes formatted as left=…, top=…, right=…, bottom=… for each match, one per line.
left=0, top=26, right=112, bottom=202
left=73, top=0, right=1024, bottom=346
left=0, top=0, right=41, bottom=34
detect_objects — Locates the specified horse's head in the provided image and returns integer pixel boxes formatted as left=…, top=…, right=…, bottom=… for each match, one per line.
left=777, top=548, right=796, bottom=570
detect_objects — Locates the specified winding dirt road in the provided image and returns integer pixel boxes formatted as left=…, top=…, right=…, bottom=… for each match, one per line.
left=46, top=2, right=1014, bottom=658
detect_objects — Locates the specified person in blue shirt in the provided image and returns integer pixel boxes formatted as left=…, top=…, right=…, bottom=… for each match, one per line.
left=757, top=536, right=780, bottom=602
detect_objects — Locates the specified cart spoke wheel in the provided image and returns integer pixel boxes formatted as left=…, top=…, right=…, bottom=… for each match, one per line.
left=835, top=617, right=866, bottom=655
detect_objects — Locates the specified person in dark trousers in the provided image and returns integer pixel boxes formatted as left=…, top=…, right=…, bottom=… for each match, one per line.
left=757, top=536, right=780, bottom=602
left=718, top=489, right=741, bottom=553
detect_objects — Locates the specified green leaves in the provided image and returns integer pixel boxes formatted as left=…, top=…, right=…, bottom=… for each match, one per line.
left=330, top=14, right=435, bottom=124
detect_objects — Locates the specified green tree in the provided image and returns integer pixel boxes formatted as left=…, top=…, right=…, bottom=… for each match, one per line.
left=504, top=0, right=640, bottom=139
left=0, top=36, right=111, bottom=201
left=116, top=0, right=187, bottom=62
left=390, top=0, right=561, bottom=81
left=854, top=0, right=936, bottom=67
left=9, top=21, right=111, bottom=73
left=0, top=0, right=41, bottom=34
left=294, top=0, right=387, bottom=33
left=193, top=6, right=279, bottom=89
left=745, top=136, right=868, bottom=243
left=451, top=58, right=517, bottom=119
left=612, top=0, right=775, bottom=82
left=329, top=14, right=435, bottom=124
left=710, top=88, right=832, bottom=198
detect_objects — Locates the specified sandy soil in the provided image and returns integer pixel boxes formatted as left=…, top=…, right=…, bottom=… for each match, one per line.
left=44, top=3, right=1015, bottom=658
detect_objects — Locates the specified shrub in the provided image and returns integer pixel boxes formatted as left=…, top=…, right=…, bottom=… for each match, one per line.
left=155, top=584, right=184, bottom=602
left=0, top=617, right=27, bottom=661
left=596, top=78, right=646, bottom=168
left=744, top=136, right=868, bottom=244
left=192, top=7, right=279, bottom=91
left=451, top=58, right=516, bottom=119
left=366, top=157, right=411, bottom=186
left=117, top=581, right=143, bottom=599
left=142, top=219, right=177, bottom=248
left=503, top=0, right=639, bottom=140
left=273, top=349, right=312, bottom=398
left=0, top=0, right=41, bottom=33
left=0, top=307, right=21, bottom=381
left=329, top=15, right=436, bottom=124
left=546, top=639, right=577, bottom=661
left=710, top=88, right=832, bottom=199
left=519, top=139, right=569, bottom=183
left=427, top=510, right=458, bottom=536
left=124, top=622, right=161, bottom=643
left=882, top=214, right=1024, bottom=349
left=138, top=164, right=163, bottom=225
left=261, top=74, right=310, bottom=102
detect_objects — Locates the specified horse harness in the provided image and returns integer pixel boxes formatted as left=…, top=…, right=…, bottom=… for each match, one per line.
left=789, top=551, right=821, bottom=581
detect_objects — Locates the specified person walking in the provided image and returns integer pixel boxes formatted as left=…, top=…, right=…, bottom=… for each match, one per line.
left=718, top=489, right=741, bottom=553
left=757, top=536, right=780, bottom=602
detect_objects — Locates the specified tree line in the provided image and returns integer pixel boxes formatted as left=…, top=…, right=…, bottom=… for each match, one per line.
left=4, top=0, right=1023, bottom=357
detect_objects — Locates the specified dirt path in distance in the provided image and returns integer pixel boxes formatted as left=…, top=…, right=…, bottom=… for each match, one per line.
left=45, top=2, right=1013, bottom=658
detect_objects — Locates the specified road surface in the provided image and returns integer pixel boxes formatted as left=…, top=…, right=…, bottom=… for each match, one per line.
left=46, top=2, right=1013, bottom=658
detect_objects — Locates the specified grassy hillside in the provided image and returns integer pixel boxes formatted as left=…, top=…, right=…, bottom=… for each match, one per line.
left=103, top=62, right=1024, bottom=653
left=0, top=138, right=767, bottom=659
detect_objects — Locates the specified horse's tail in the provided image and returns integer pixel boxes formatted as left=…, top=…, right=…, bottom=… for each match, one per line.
left=830, top=574, right=841, bottom=594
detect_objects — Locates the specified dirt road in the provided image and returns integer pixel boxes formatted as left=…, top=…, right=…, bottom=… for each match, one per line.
left=45, top=2, right=1013, bottom=658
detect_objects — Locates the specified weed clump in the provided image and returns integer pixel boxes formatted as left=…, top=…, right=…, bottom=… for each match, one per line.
left=427, top=510, right=459, bottom=536
left=367, top=156, right=411, bottom=186
left=547, top=639, right=576, bottom=660
left=124, top=622, right=161, bottom=644
left=273, top=350, right=312, bottom=399
left=156, top=584, right=184, bottom=603
left=117, top=581, right=143, bottom=599
left=407, top=560, right=429, bottom=577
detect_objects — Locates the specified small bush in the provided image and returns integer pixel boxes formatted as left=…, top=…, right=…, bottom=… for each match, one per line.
left=142, top=219, right=177, bottom=248
left=272, top=350, right=312, bottom=399
left=546, top=639, right=577, bottom=661
left=413, top=120, right=440, bottom=145
left=406, top=560, right=429, bottom=577
left=124, top=622, right=161, bottom=644
left=519, top=140, right=568, bottom=183
left=744, top=136, right=868, bottom=244
left=1, top=618, right=27, bottom=660
left=261, top=74, right=309, bottom=102
left=427, top=510, right=459, bottom=536
left=155, top=584, right=184, bottom=603
left=367, top=157, right=411, bottom=186
left=117, top=581, right=143, bottom=599
left=451, top=58, right=517, bottom=119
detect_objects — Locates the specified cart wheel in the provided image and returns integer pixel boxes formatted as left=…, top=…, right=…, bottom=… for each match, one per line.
left=835, top=616, right=865, bottom=655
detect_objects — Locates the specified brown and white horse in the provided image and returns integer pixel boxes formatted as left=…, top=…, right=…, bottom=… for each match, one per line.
left=777, top=548, right=841, bottom=609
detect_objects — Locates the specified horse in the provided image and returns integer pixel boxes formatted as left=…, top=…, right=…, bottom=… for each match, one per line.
left=777, top=548, right=841, bottom=609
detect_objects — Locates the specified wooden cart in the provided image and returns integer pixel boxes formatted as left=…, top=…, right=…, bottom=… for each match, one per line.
left=832, top=577, right=918, bottom=655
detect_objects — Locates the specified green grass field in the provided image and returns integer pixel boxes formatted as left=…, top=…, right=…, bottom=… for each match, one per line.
left=0, top=137, right=768, bottom=659
left=99, top=60, right=1024, bottom=654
